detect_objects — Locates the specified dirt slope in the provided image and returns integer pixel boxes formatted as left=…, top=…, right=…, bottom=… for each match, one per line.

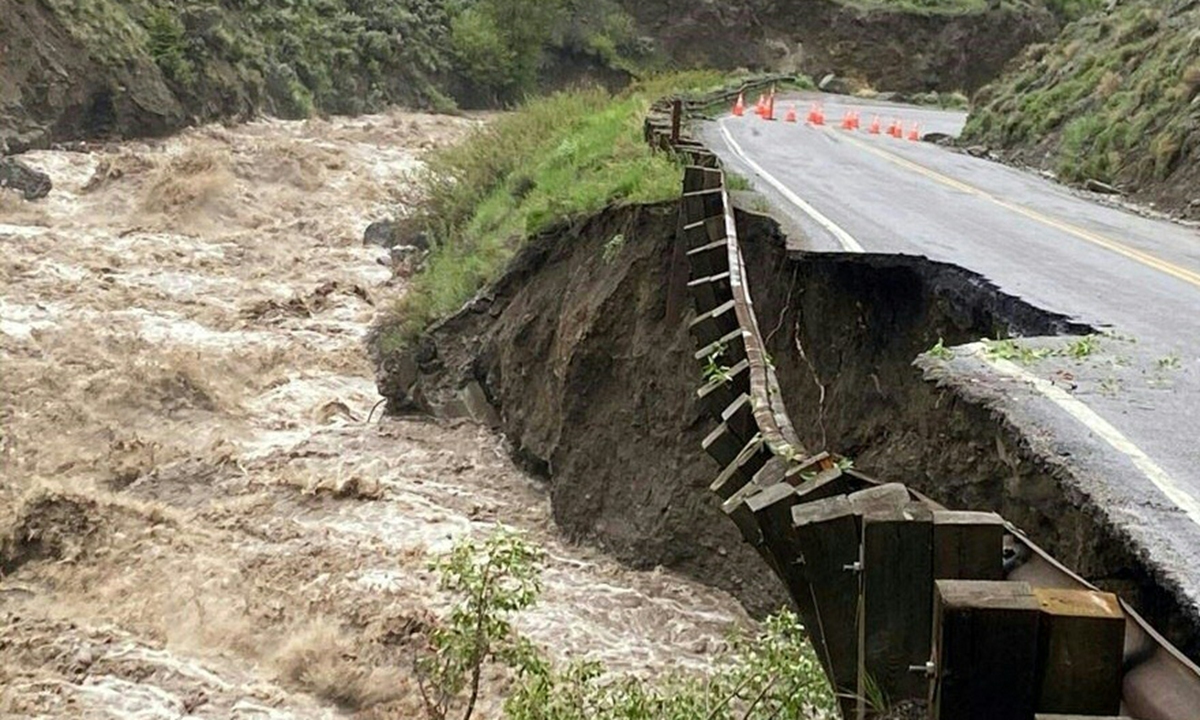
left=374, top=203, right=791, bottom=617
left=962, top=0, right=1200, bottom=215
left=0, top=0, right=186, bottom=152
left=621, top=0, right=1058, bottom=93
left=0, top=114, right=753, bottom=717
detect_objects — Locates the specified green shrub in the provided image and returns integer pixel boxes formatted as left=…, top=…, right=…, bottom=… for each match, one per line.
left=450, top=9, right=520, bottom=100
left=418, top=528, right=546, bottom=720
left=503, top=609, right=836, bottom=720
left=420, top=529, right=835, bottom=720
left=145, top=8, right=195, bottom=86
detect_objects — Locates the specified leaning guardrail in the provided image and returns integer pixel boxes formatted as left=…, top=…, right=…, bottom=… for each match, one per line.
left=646, top=80, right=1200, bottom=720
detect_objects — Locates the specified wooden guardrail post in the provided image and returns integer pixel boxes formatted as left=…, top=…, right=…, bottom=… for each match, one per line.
left=792, top=494, right=862, bottom=719
left=670, top=98, right=682, bottom=145
left=932, top=510, right=1006, bottom=580
left=858, top=501, right=935, bottom=715
left=1034, top=588, right=1126, bottom=716
left=931, top=580, right=1041, bottom=720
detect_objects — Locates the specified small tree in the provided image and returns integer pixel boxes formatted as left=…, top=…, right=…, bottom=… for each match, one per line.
left=418, top=527, right=545, bottom=720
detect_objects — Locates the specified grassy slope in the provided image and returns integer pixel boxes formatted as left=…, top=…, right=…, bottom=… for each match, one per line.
left=23, top=0, right=646, bottom=126
left=37, top=0, right=457, bottom=117
left=373, top=71, right=747, bottom=353
left=962, top=1, right=1200, bottom=209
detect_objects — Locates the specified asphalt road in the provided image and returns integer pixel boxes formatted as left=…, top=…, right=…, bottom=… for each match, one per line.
left=701, top=91, right=1200, bottom=613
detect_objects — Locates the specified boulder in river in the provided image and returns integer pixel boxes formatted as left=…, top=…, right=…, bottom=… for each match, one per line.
left=0, top=157, right=52, bottom=200
left=363, top=217, right=431, bottom=250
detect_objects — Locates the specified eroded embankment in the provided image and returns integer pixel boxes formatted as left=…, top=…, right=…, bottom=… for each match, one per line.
left=376, top=202, right=789, bottom=616
left=385, top=200, right=1200, bottom=658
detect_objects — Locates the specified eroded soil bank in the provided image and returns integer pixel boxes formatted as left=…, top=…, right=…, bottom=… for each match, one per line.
left=383, top=200, right=1200, bottom=659
left=0, top=115, right=754, bottom=718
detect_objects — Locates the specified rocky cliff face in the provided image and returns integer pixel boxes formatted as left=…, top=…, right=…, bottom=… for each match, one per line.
left=2, top=0, right=1059, bottom=152
left=0, top=0, right=186, bottom=152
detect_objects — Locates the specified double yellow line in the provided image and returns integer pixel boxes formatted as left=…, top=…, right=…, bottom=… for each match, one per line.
left=838, top=132, right=1200, bottom=289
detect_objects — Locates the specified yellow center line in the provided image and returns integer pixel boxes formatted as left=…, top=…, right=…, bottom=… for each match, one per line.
left=835, top=131, right=1200, bottom=289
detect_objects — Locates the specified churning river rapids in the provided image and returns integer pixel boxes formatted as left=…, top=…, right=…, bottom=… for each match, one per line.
left=0, top=110, right=752, bottom=718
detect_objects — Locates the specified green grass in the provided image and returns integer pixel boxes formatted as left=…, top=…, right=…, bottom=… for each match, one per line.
left=374, top=71, right=731, bottom=353
left=963, top=0, right=1198, bottom=193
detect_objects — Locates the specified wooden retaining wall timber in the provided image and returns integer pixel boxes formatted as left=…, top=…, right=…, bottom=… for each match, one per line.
left=645, top=81, right=1200, bottom=719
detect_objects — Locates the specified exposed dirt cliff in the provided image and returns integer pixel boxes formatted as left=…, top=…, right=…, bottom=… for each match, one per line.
left=374, top=202, right=791, bottom=616
left=620, top=0, right=1059, bottom=93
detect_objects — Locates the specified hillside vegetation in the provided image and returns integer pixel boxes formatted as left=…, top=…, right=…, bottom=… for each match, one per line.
left=0, top=0, right=642, bottom=150
left=372, top=71, right=736, bottom=353
left=963, top=0, right=1200, bottom=214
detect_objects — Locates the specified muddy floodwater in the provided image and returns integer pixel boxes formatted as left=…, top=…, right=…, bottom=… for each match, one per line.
left=0, top=112, right=752, bottom=718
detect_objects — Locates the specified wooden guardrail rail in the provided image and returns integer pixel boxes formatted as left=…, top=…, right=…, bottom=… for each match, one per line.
left=645, top=80, right=1200, bottom=720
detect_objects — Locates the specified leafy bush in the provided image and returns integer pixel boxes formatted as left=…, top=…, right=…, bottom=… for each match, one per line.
left=422, top=528, right=836, bottom=720
left=450, top=9, right=518, bottom=100
left=503, top=608, right=834, bottom=719
left=144, top=7, right=194, bottom=86
left=418, top=528, right=546, bottom=720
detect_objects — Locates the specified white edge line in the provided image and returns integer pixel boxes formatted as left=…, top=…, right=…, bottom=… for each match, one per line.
left=717, top=119, right=864, bottom=253
left=963, top=342, right=1200, bottom=527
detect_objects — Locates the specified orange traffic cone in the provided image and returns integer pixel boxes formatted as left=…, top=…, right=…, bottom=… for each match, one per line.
left=840, top=110, right=854, bottom=130
left=732, top=92, right=745, bottom=117
left=888, top=119, right=902, bottom=138
left=754, top=95, right=765, bottom=116
left=814, top=104, right=826, bottom=126
left=785, top=104, right=798, bottom=123
left=868, top=115, right=881, bottom=135
left=850, top=111, right=861, bottom=131
left=907, top=123, right=921, bottom=142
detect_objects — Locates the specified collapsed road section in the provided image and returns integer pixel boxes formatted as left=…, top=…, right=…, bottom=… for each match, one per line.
left=649, top=92, right=1200, bottom=718
left=374, top=82, right=1200, bottom=719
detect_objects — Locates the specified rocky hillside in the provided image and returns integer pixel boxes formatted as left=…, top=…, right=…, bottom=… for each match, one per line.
left=618, top=0, right=1064, bottom=93
left=2, top=0, right=1082, bottom=152
left=962, top=0, right=1200, bottom=216
left=0, top=0, right=639, bottom=152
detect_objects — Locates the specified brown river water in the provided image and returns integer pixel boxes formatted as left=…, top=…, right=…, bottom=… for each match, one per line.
left=0, top=111, right=754, bottom=718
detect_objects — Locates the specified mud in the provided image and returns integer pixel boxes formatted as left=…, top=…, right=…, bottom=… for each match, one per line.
left=0, top=112, right=756, bottom=718
left=388, top=199, right=1200, bottom=660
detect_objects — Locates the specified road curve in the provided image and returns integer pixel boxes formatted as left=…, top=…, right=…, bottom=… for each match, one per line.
left=701, top=91, right=1200, bottom=617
